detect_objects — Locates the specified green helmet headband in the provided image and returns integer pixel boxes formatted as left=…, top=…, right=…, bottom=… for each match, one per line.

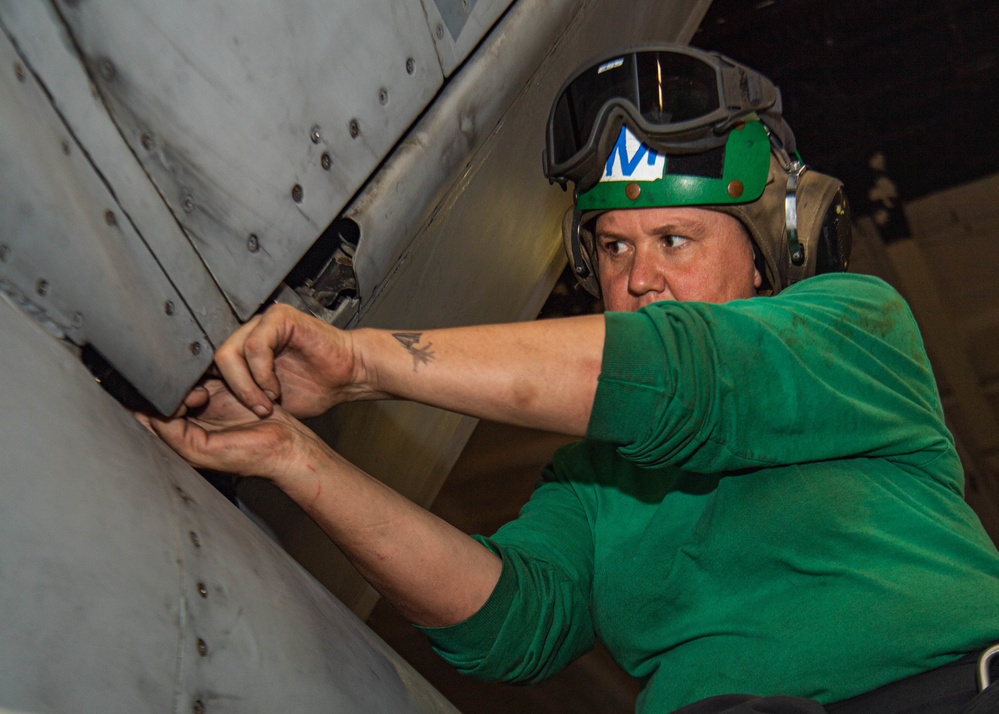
left=575, top=121, right=772, bottom=211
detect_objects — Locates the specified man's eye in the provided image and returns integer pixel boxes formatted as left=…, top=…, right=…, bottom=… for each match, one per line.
left=664, top=235, right=689, bottom=248
left=600, top=240, right=625, bottom=255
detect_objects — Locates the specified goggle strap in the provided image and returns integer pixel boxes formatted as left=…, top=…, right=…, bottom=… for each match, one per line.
left=760, top=110, right=796, bottom=158
left=721, top=66, right=765, bottom=109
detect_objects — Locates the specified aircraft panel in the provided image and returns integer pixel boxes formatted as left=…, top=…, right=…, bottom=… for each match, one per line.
left=0, top=292, right=458, bottom=713
left=43, top=0, right=447, bottom=320
left=0, top=18, right=214, bottom=414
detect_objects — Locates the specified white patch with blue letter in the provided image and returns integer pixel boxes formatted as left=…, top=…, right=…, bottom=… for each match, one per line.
left=601, top=126, right=665, bottom=182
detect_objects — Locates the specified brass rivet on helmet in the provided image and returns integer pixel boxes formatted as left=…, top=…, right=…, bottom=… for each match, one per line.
left=625, top=182, right=641, bottom=200
left=727, top=180, right=744, bottom=198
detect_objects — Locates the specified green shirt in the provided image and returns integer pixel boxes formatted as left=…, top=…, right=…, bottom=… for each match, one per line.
left=422, top=274, right=999, bottom=712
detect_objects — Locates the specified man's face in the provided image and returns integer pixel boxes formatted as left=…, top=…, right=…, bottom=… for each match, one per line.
left=594, top=207, right=762, bottom=312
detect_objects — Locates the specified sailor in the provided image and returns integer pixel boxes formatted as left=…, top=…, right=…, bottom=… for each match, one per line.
left=145, top=45, right=999, bottom=712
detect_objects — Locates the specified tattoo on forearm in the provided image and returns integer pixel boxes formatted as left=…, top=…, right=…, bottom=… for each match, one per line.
left=393, top=332, right=435, bottom=371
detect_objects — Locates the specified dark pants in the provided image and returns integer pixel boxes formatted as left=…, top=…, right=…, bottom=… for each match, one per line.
left=671, top=651, right=999, bottom=714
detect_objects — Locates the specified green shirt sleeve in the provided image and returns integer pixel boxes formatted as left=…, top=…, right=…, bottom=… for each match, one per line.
left=416, top=459, right=597, bottom=683
left=588, top=273, right=958, bottom=488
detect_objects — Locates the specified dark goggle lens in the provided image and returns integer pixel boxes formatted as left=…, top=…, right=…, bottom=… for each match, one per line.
left=634, top=52, right=719, bottom=124
left=549, top=51, right=721, bottom=167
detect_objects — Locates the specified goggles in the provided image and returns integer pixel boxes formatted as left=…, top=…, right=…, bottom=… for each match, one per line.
left=543, top=45, right=794, bottom=194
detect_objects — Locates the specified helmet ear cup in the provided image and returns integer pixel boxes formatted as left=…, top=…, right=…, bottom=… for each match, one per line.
left=786, top=170, right=853, bottom=286
left=813, top=187, right=852, bottom=275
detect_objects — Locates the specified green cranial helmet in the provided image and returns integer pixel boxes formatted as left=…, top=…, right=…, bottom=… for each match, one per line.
left=545, top=45, right=851, bottom=297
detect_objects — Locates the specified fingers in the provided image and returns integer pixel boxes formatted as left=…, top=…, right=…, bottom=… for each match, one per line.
left=133, top=410, right=156, bottom=435
left=182, top=384, right=210, bottom=412
left=146, top=413, right=213, bottom=469
left=214, top=313, right=276, bottom=417
left=242, top=308, right=287, bottom=404
left=214, top=303, right=335, bottom=419
left=146, top=411, right=260, bottom=475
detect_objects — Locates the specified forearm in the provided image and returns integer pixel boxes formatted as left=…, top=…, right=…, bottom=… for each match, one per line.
left=144, top=389, right=501, bottom=628
left=280, top=440, right=502, bottom=627
left=352, top=314, right=606, bottom=437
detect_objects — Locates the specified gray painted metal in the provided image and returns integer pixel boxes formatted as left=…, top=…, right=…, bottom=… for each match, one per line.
left=342, top=0, right=583, bottom=316
left=423, top=0, right=514, bottom=77
left=0, top=292, right=459, bottom=714
left=0, top=13, right=215, bottom=414
left=0, top=1, right=240, bottom=351
left=50, top=0, right=445, bottom=321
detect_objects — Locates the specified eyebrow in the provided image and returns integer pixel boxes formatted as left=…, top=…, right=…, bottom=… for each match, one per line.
left=595, top=221, right=699, bottom=240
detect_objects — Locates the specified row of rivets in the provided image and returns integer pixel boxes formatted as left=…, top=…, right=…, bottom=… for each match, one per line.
left=85, top=50, right=422, bottom=261
left=621, top=179, right=746, bottom=202
left=0, top=273, right=85, bottom=328
left=171, top=449, right=213, bottom=713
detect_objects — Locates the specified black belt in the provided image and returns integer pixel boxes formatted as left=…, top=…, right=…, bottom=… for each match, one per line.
left=671, top=646, right=999, bottom=714
left=827, top=645, right=999, bottom=714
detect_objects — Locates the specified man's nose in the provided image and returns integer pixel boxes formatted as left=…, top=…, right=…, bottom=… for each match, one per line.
left=628, top=252, right=670, bottom=298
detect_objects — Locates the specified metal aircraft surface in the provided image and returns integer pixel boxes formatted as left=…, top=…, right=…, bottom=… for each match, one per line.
left=0, top=0, right=710, bottom=710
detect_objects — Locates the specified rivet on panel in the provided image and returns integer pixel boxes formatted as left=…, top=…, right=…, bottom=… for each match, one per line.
left=435, top=23, right=444, bottom=40
left=320, top=152, right=332, bottom=171
left=182, top=194, right=195, bottom=213
left=727, top=180, right=744, bottom=199
left=197, top=582, right=208, bottom=598
left=35, top=279, right=49, bottom=297
left=196, top=638, right=208, bottom=656
left=405, top=58, right=415, bottom=75
left=176, top=485, right=193, bottom=503
left=291, top=184, right=304, bottom=203
left=349, top=119, right=360, bottom=139
left=164, top=300, right=175, bottom=316
left=378, top=88, right=388, bottom=106
left=193, top=700, right=205, bottom=714
left=0, top=245, right=10, bottom=262
left=462, top=0, right=470, bottom=12
left=310, top=124, right=321, bottom=144
left=72, top=312, right=84, bottom=329
left=61, top=140, right=71, bottom=156
left=190, top=341, right=202, bottom=356
left=140, top=132, right=155, bottom=150
left=247, top=234, right=260, bottom=253
left=104, top=209, right=117, bottom=226
left=97, top=57, right=116, bottom=82
left=625, top=182, right=641, bottom=201
left=14, top=62, right=25, bottom=82
left=189, top=530, right=201, bottom=548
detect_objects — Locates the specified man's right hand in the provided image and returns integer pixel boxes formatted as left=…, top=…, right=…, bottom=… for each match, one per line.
left=214, top=303, right=382, bottom=420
